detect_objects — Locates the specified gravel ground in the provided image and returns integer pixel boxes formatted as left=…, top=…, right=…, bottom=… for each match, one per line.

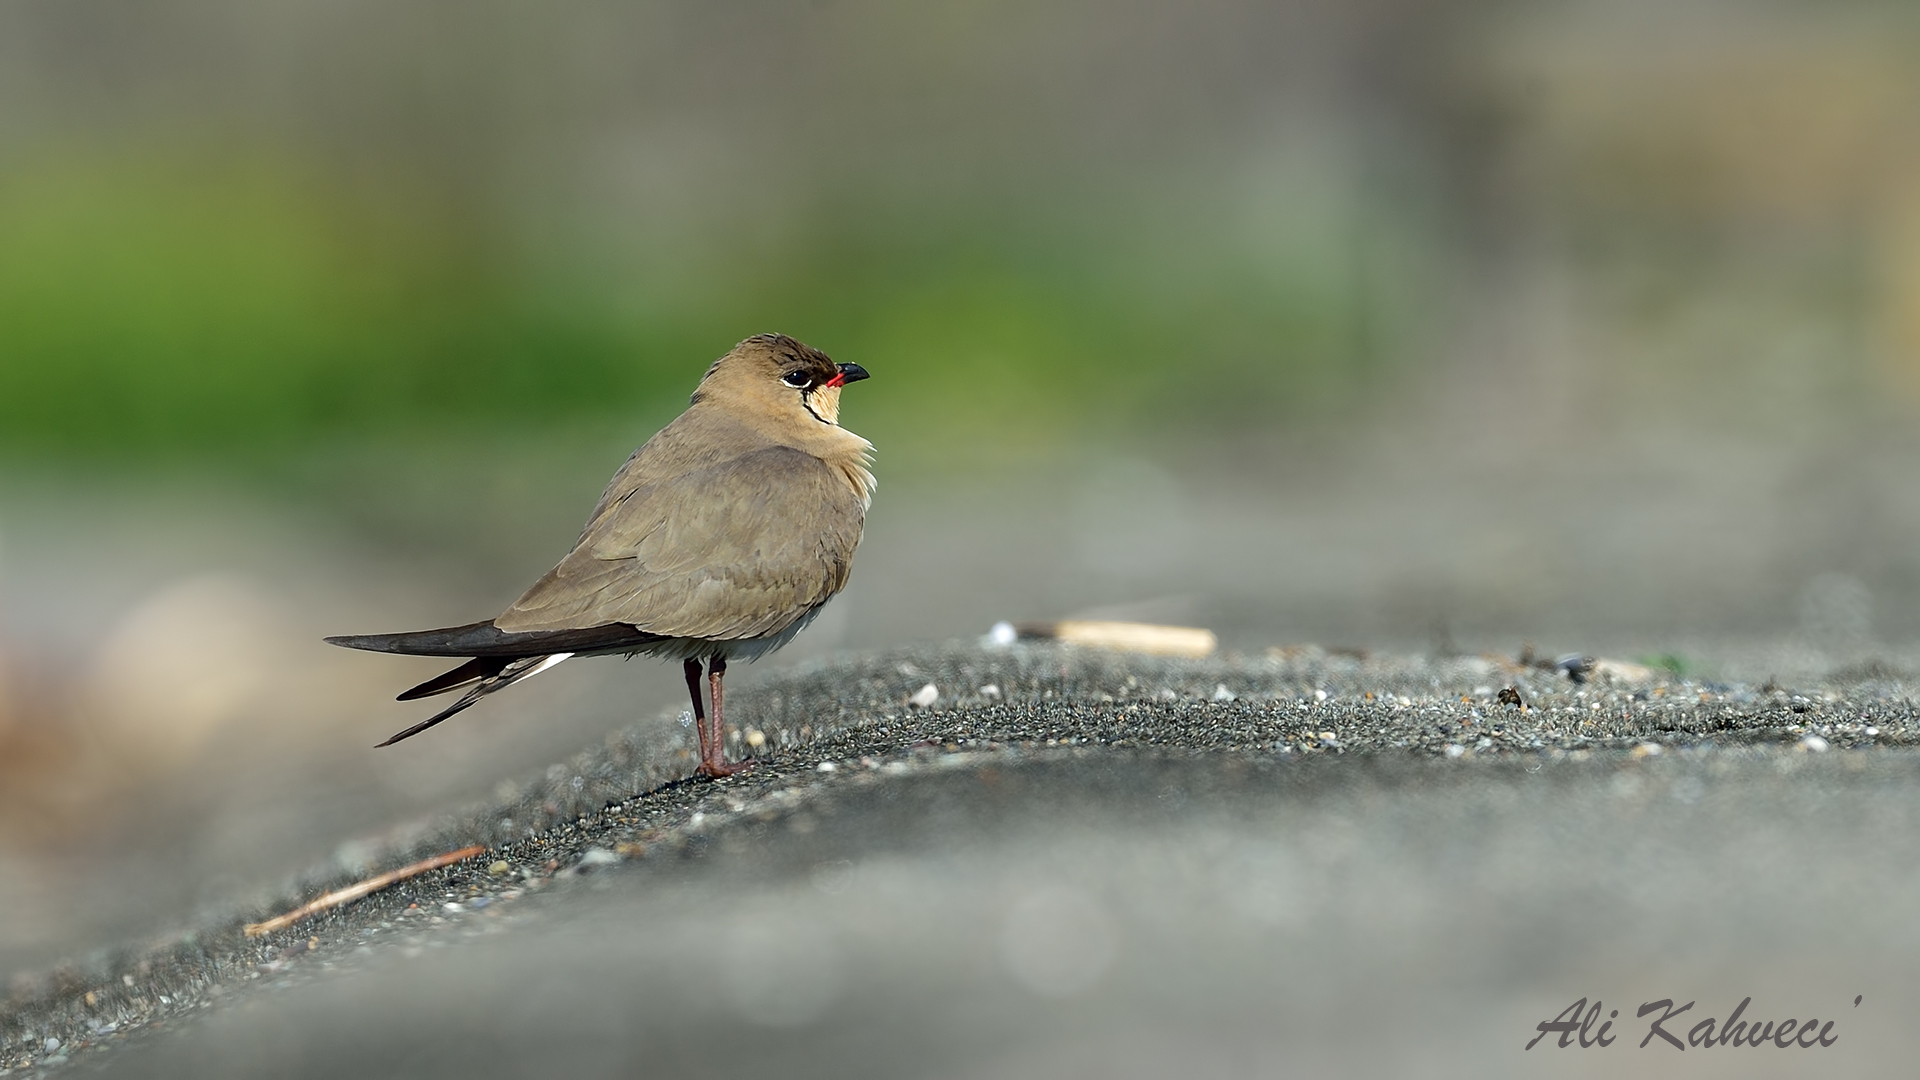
left=4, top=640, right=1919, bottom=1078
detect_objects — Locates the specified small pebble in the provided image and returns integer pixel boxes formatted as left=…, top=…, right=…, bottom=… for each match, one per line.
left=1212, top=685, right=1236, bottom=702
left=979, top=684, right=1002, bottom=699
left=817, top=761, right=838, bottom=773
left=1798, top=735, right=1830, bottom=753
left=487, top=860, right=512, bottom=876
left=987, top=621, right=1017, bottom=647
left=577, top=847, right=621, bottom=869
left=1445, top=744, right=1466, bottom=758
left=909, top=683, right=939, bottom=708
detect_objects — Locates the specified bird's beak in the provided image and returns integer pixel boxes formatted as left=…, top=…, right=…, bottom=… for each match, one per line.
left=824, top=363, right=870, bottom=389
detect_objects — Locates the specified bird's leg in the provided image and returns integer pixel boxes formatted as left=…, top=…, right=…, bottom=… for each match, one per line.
left=696, top=654, right=749, bottom=777
left=684, top=658, right=710, bottom=764
left=708, top=654, right=727, bottom=764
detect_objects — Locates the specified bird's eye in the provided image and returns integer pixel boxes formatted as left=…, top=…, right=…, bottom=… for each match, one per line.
left=781, top=370, right=812, bottom=389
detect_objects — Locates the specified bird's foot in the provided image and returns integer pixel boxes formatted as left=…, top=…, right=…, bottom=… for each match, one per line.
left=695, top=757, right=756, bottom=779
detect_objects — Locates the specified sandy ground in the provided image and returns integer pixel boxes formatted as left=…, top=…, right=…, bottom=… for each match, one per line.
left=3, top=640, right=1919, bottom=1078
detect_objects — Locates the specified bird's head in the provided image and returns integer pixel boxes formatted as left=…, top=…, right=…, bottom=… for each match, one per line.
left=694, top=333, right=870, bottom=429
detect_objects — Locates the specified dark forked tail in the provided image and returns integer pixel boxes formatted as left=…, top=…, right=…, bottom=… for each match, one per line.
left=374, top=653, right=573, bottom=747
left=397, top=656, right=504, bottom=701
left=327, top=619, right=653, bottom=746
left=332, top=618, right=660, bottom=745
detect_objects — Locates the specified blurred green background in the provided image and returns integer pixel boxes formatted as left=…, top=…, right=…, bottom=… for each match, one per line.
left=0, top=2, right=1432, bottom=470
left=7, top=0, right=1920, bottom=980
left=4, top=0, right=1916, bottom=476
left=0, top=12, right=1428, bottom=468
left=0, top=141, right=1411, bottom=463
left=8, top=0, right=1919, bottom=468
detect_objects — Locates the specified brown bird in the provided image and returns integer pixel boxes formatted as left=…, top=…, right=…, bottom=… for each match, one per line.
left=327, top=334, right=873, bottom=777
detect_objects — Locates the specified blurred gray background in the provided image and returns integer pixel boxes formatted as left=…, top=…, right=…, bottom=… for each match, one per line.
left=4, top=0, right=1920, bottom=993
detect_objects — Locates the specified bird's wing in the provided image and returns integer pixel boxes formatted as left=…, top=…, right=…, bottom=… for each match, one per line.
left=325, top=620, right=661, bottom=657
left=492, top=445, right=865, bottom=640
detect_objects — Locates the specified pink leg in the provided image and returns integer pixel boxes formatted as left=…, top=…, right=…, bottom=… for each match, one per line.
left=683, top=658, right=711, bottom=765
left=696, top=654, right=750, bottom=777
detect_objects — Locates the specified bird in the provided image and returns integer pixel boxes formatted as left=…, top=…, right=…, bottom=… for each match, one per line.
left=326, top=333, right=873, bottom=777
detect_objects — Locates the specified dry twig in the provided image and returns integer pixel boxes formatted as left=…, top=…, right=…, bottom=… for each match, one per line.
left=1015, top=620, right=1218, bottom=658
left=244, top=844, right=487, bottom=937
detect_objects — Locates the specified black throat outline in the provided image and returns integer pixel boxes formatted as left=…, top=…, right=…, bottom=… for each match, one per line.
left=800, top=392, right=834, bottom=426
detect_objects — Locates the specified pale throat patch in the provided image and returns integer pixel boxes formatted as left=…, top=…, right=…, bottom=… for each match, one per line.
left=803, top=384, right=842, bottom=425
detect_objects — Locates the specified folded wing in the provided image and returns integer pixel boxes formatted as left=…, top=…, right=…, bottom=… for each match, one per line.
left=324, top=620, right=660, bottom=657
left=494, top=445, right=864, bottom=640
